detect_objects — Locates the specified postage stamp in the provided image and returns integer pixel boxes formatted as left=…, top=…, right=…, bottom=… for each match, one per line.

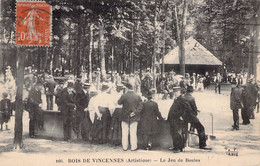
left=16, top=1, right=52, bottom=46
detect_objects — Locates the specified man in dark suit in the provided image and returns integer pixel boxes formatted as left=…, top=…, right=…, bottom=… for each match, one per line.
left=74, top=83, right=90, bottom=140
left=167, top=87, right=187, bottom=153
left=230, top=82, right=243, bottom=130
left=59, top=81, right=76, bottom=141
left=118, top=81, right=143, bottom=151
left=182, top=86, right=211, bottom=150
left=28, top=82, right=43, bottom=138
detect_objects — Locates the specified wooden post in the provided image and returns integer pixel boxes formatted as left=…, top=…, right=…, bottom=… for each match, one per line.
left=13, top=47, right=25, bottom=150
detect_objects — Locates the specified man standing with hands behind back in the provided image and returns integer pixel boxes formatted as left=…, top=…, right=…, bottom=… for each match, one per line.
left=118, top=81, right=143, bottom=151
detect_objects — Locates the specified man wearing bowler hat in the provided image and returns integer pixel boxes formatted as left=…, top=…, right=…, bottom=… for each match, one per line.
left=118, top=81, right=143, bottom=151
left=59, top=81, right=76, bottom=141
left=182, top=86, right=211, bottom=150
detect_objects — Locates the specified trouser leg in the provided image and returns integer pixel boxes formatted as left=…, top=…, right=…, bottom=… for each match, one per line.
left=193, top=121, right=206, bottom=148
left=232, top=109, right=239, bottom=128
left=46, top=95, right=50, bottom=110
left=29, top=118, right=35, bottom=136
left=129, top=121, right=138, bottom=150
left=121, top=121, right=129, bottom=150
left=49, top=95, right=53, bottom=110
left=143, top=134, right=149, bottom=148
left=241, top=108, right=250, bottom=124
left=169, top=121, right=176, bottom=147
left=63, top=114, right=72, bottom=140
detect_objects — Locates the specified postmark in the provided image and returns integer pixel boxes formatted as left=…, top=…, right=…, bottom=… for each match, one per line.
left=16, top=1, right=52, bottom=46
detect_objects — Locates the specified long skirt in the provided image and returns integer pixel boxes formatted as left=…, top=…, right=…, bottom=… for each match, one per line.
left=108, top=108, right=122, bottom=145
left=90, top=107, right=111, bottom=143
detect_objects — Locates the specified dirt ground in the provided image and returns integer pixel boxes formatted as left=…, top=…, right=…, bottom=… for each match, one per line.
left=0, top=88, right=260, bottom=166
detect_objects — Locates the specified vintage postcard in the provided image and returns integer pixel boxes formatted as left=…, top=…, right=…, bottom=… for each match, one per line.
left=0, top=0, right=259, bottom=166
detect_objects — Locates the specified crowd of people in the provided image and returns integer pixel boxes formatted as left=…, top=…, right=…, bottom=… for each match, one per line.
left=1, top=65, right=259, bottom=153
left=22, top=67, right=216, bottom=153
left=230, top=76, right=259, bottom=130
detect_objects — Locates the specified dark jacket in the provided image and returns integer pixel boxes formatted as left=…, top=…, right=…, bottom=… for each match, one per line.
left=230, top=86, right=243, bottom=110
left=44, top=80, right=57, bottom=96
left=139, top=100, right=163, bottom=135
left=59, top=88, right=75, bottom=114
left=244, top=82, right=258, bottom=107
left=181, top=93, right=199, bottom=123
left=118, top=90, right=143, bottom=122
left=28, top=86, right=42, bottom=106
left=167, top=96, right=184, bottom=121
left=0, top=98, right=11, bottom=113
left=75, top=90, right=89, bottom=112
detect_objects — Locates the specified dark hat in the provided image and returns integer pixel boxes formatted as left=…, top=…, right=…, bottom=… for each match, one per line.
left=101, top=83, right=110, bottom=91
left=147, top=90, right=155, bottom=98
left=67, top=82, right=74, bottom=88
left=125, top=82, right=134, bottom=90
left=2, top=92, right=8, bottom=98
left=187, top=86, right=194, bottom=93
left=83, top=83, right=91, bottom=88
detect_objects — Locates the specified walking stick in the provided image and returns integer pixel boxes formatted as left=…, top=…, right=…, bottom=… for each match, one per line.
left=210, top=113, right=216, bottom=140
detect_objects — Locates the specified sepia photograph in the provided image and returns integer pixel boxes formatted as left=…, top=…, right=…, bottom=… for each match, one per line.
left=0, top=0, right=260, bottom=165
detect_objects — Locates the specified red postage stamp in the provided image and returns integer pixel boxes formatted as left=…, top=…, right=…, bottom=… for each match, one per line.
left=16, top=1, right=52, bottom=46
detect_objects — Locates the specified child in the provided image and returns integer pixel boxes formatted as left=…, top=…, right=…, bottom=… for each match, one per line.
left=139, top=90, right=164, bottom=150
left=0, top=92, right=12, bottom=130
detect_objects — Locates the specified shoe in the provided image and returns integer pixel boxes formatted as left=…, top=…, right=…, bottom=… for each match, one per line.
left=232, top=125, right=239, bottom=130
left=199, top=146, right=212, bottom=150
left=131, top=148, right=138, bottom=151
left=172, top=148, right=183, bottom=153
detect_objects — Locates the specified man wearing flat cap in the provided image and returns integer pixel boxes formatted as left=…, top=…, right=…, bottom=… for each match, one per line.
left=118, top=81, right=143, bottom=151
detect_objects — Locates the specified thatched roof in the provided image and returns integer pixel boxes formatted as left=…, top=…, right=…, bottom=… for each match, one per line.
left=161, top=37, right=222, bottom=66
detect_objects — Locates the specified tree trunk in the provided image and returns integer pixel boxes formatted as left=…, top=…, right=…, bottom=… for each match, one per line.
left=179, top=0, right=188, bottom=76
left=44, top=47, right=48, bottom=72
left=99, top=20, right=106, bottom=81
left=131, top=26, right=134, bottom=73
left=13, top=47, right=24, bottom=150
left=89, top=23, right=93, bottom=83
left=255, top=8, right=260, bottom=81
left=76, top=21, right=81, bottom=78
left=152, top=4, right=157, bottom=89
left=162, top=15, right=167, bottom=76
